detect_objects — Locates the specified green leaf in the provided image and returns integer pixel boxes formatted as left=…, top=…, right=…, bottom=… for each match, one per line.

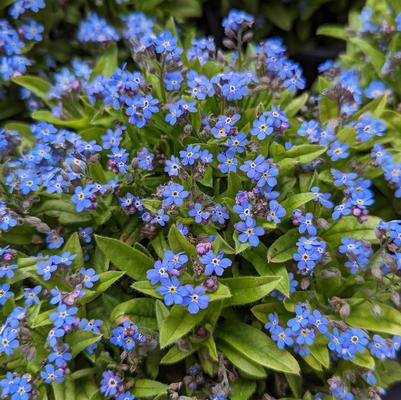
left=155, top=300, right=169, bottom=329
left=199, top=165, right=213, bottom=187
left=226, top=171, right=242, bottom=197
left=132, top=379, right=167, bottom=398
left=351, top=350, right=375, bottom=369
left=132, top=280, right=162, bottom=299
left=167, top=224, right=196, bottom=256
left=110, top=298, right=157, bottom=330
left=347, top=300, right=401, bottom=336
left=216, top=320, right=300, bottom=374
left=281, top=144, right=327, bottom=164
left=322, top=216, right=381, bottom=245
left=220, top=276, right=281, bottom=306
left=33, top=199, right=92, bottom=225
left=318, top=76, right=338, bottom=122
left=243, top=244, right=289, bottom=295
left=281, top=193, right=316, bottom=216
left=63, top=232, right=83, bottom=269
left=230, top=379, right=257, bottom=400
left=217, top=341, right=267, bottom=379
left=350, top=37, right=385, bottom=74
left=159, top=305, right=205, bottom=348
left=309, top=335, right=330, bottom=369
left=32, top=110, right=89, bottom=129
left=91, top=43, right=118, bottom=78
left=95, top=271, right=124, bottom=292
left=95, top=235, right=153, bottom=280
left=285, top=93, right=309, bottom=117
left=208, top=283, right=231, bottom=302
left=160, top=343, right=199, bottom=364
left=267, top=229, right=298, bottom=263
left=264, top=3, right=294, bottom=30
left=66, top=330, right=101, bottom=358
left=316, top=24, right=347, bottom=40
left=12, top=75, right=53, bottom=106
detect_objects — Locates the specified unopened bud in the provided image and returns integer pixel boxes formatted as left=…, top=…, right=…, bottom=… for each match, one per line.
left=339, top=303, right=350, bottom=319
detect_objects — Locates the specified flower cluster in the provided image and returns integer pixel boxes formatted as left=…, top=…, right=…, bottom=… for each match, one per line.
left=2, top=4, right=401, bottom=400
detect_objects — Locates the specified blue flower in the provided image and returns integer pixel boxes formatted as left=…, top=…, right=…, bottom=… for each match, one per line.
left=100, top=371, right=122, bottom=397
left=272, top=326, right=294, bottom=349
left=164, top=156, right=181, bottom=176
left=250, top=114, right=273, bottom=140
left=200, top=250, right=232, bottom=276
left=0, top=327, right=19, bottom=356
left=80, top=268, right=100, bottom=288
left=222, top=9, right=254, bottom=32
left=234, top=218, right=264, bottom=247
left=328, top=141, right=349, bottom=161
left=162, top=183, right=189, bottom=207
left=0, top=283, right=12, bottom=305
left=0, top=262, right=17, bottom=279
left=287, top=305, right=310, bottom=332
left=46, top=231, right=64, bottom=249
left=50, top=305, right=77, bottom=328
left=354, top=113, right=386, bottom=143
left=189, top=203, right=210, bottom=223
left=266, top=200, right=286, bottom=224
left=154, top=31, right=178, bottom=53
left=211, top=204, right=230, bottom=224
left=48, top=344, right=72, bottom=367
left=179, top=144, right=201, bottom=166
left=156, top=277, right=186, bottom=306
left=24, top=285, right=41, bottom=306
left=240, top=155, right=266, bottom=179
left=298, top=213, right=317, bottom=235
left=37, top=258, right=58, bottom=281
left=217, top=151, right=237, bottom=173
left=77, top=12, right=119, bottom=43
left=117, top=391, right=136, bottom=400
left=183, top=285, right=209, bottom=314
left=227, top=132, right=247, bottom=153
left=152, top=209, right=170, bottom=226
left=40, top=364, right=64, bottom=384
left=71, top=186, right=93, bottom=212
left=147, top=259, right=170, bottom=285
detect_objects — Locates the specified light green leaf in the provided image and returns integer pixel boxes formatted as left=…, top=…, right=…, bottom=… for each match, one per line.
left=32, top=110, right=89, bottom=129
left=63, top=232, right=83, bottom=269
left=159, top=305, right=205, bottom=348
left=66, top=330, right=101, bottom=358
left=243, top=244, right=289, bottom=295
left=95, top=271, right=124, bottom=292
left=281, top=193, right=316, bottom=216
left=350, top=37, right=385, bottom=74
left=351, top=350, right=375, bottom=369
left=91, top=43, right=118, bottom=78
left=318, top=76, right=338, bottom=122
left=347, top=299, right=401, bottom=336
left=267, top=229, right=298, bottom=263
left=12, top=75, right=53, bottom=106
left=110, top=298, right=157, bottom=329
left=216, top=320, right=300, bottom=374
left=317, top=25, right=347, bottom=40
left=217, top=341, right=267, bottom=379
left=160, top=343, right=199, bottom=364
left=95, top=235, right=153, bottom=280
left=322, top=216, right=381, bottom=245
left=132, top=379, right=167, bottom=398
left=167, top=224, right=196, bottom=256
left=220, top=276, right=281, bottom=306
left=230, top=379, right=257, bottom=400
